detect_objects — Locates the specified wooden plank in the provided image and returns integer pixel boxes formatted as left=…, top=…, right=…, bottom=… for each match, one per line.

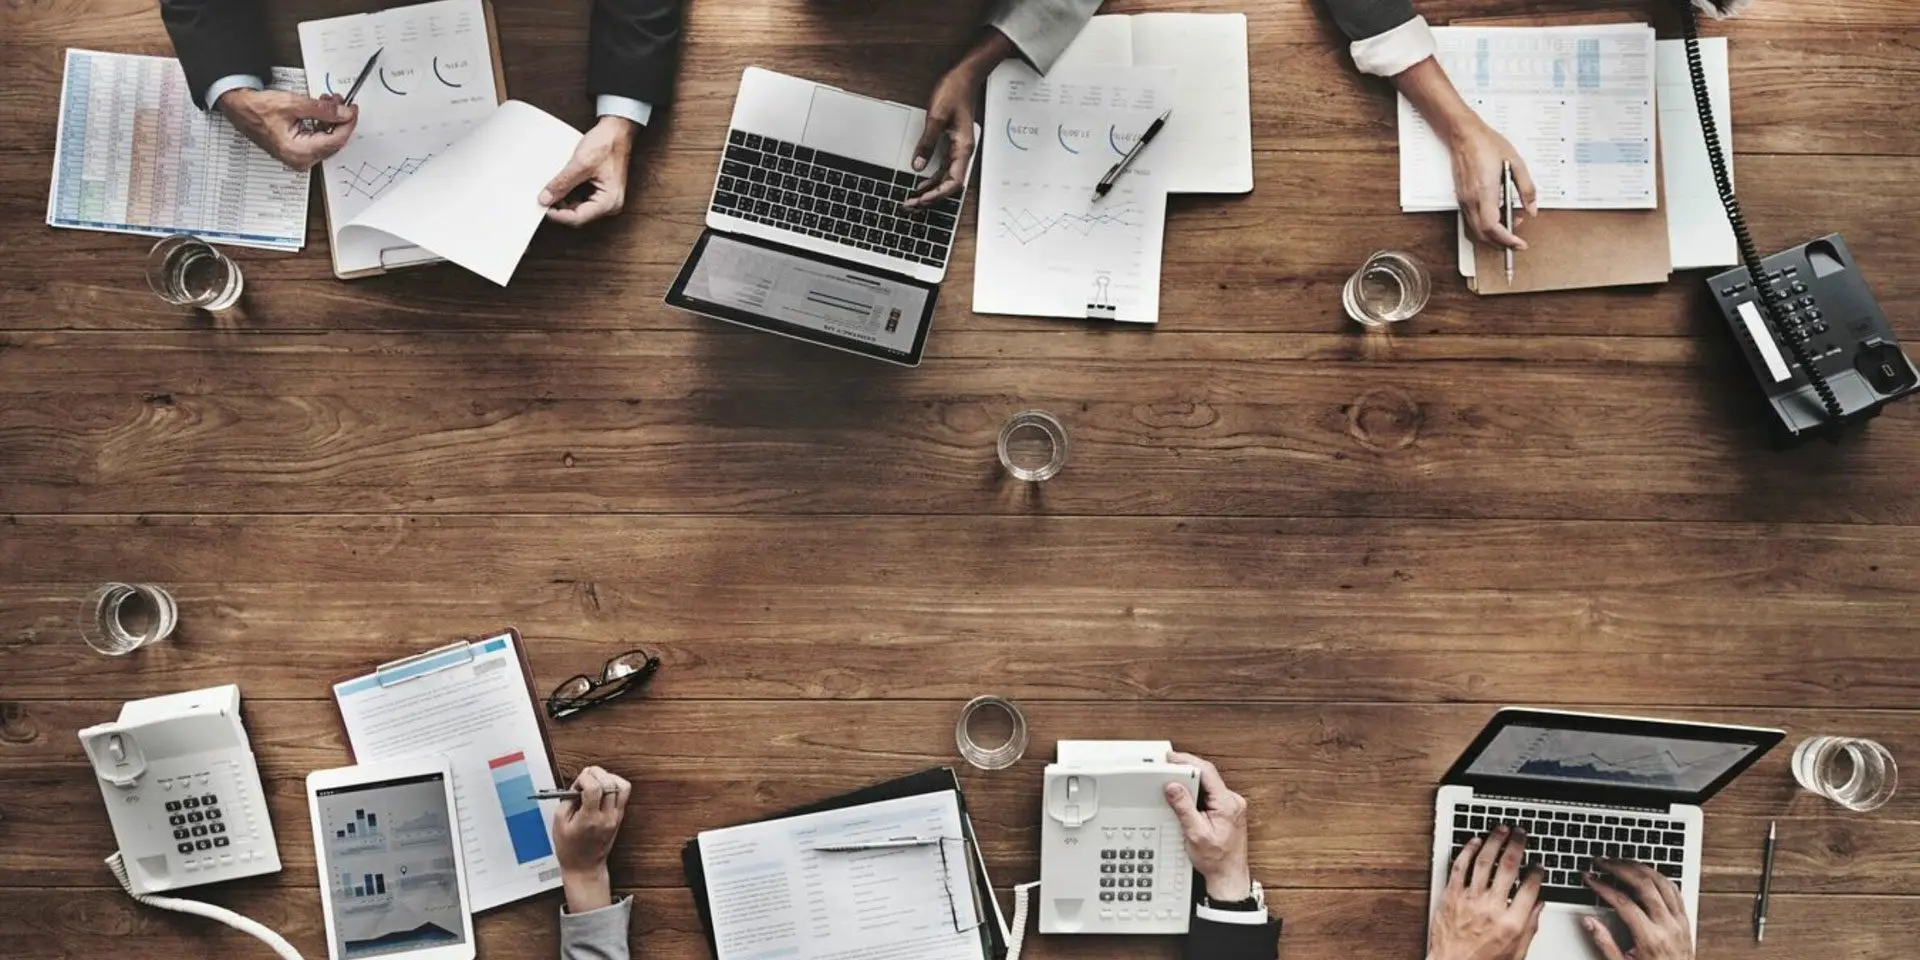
left=3, top=701, right=1917, bottom=894
left=3, top=331, right=1918, bottom=520
left=0, top=886, right=1912, bottom=960
left=8, top=583, right=1920, bottom=707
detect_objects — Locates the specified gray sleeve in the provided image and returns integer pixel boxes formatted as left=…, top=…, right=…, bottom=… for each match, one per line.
left=560, top=896, right=633, bottom=960
left=1325, top=0, right=1419, bottom=41
left=985, top=0, right=1105, bottom=75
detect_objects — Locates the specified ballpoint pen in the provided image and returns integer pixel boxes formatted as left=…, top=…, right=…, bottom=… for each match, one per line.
left=528, top=788, right=582, bottom=802
left=1502, top=160, right=1516, bottom=285
left=1094, top=109, right=1173, bottom=200
left=809, top=836, right=948, bottom=852
left=1754, top=819, right=1777, bottom=942
left=303, top=47, right=382, bottom=134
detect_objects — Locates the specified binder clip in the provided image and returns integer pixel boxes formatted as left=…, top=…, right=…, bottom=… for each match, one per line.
left=1084, top=272, right=1118, bottom=320
left=375, top=640, right=477, bottom=687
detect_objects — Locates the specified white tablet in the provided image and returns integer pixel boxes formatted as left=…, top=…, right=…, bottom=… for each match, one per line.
left=308, top=757, right=476, bottom=960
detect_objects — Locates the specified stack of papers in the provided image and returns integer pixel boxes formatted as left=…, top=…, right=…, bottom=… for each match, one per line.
left=1400, top=24, right=1659, bottom=212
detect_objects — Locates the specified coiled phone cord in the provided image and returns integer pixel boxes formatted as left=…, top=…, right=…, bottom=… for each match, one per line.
left=1003, top=881, right=1042, bottom=960
left=1681, top=5, right=1844, bottom=424
left=107, top=852, right=308, bottom=960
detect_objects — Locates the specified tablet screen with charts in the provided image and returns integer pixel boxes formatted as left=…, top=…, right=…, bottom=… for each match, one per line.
left=667, top=229, right=936, bottom=366
left=309, top=758, right=475, bottom=960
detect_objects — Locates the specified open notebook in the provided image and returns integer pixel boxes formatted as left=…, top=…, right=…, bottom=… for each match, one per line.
left=1048, top=13, right=1254, bottom=194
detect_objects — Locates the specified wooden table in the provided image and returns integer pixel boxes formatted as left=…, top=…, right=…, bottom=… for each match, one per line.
left=3, top=1, right=1917, bottom=957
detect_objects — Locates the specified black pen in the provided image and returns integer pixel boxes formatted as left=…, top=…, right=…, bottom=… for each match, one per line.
left=1501, top=161, right=1516, bottom=285
left=1094, top=109, right=1172, bottom=199
left=1754, top=819, right=1776, bottom=942
left=528, top=789, right=581, bottom=802
left=304, top=47, right=382, bottom=134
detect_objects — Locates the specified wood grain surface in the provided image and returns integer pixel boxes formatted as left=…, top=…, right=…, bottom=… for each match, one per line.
left=3, top=1, right=1917, bottom=959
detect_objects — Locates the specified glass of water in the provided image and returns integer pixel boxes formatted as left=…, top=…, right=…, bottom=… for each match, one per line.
left=1343, top=250, right=1431, bottom=327
left=998, top=410, right=1069, bottom=482
left=80, top=583, right=180, bottom=656
left=146, top=234, right=243, bottom=311
left=1792, top=736, right=1897, bottom=812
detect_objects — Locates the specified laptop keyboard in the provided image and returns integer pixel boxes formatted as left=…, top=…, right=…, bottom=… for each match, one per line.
left=710, top=130, right=962, bottom=269
left=1448, top=802, right=1688, bottom=904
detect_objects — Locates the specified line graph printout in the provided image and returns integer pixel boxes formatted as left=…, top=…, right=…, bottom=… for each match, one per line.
left=976, top=62, right=1174, bottom=324
left=299, top=0, right=499, bottom=274
left=1467, top=725, right=1760, bottom=793
left=1399, top=24, right=1657, bottom=212
left=47, top=50, right=310, bottom=251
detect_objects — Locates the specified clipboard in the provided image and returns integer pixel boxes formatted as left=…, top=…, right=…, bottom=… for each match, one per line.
left=311, top=0, right=510, bottom=279
left=1454, top=11, right=1674, bottom=295
left=681, top=767, right=1009, bottom=960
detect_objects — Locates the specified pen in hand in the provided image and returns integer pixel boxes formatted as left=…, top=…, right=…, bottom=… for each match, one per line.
left=302, top=47, right=382, bottom=135
left=1501, top=160, right=1516, bottom=285
left=529, top=789, right=582, bottom=802
left=1094, top=109, right=1172, bottom=200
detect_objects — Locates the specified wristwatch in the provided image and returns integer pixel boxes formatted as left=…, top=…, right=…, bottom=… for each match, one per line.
left=1199, top=880, right=1266, bottom=912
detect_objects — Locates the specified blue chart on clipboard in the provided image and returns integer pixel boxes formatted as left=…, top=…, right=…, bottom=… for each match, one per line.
left=489, top=751, right=555, bottom=863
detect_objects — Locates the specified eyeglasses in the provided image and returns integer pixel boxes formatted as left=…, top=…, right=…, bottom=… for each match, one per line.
left=546, top=650, right=661, bottom=720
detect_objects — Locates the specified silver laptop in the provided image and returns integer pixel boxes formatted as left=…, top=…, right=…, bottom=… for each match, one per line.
left=1430, top=709, right=1782, bottom=959
left=666, top=67, right=976, bottom=366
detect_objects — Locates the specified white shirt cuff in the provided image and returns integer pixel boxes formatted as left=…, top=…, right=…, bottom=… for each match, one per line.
left=205, top=73, right=265, bottom=110
left=1350, top=15, right=1438, bottom=78
left=595, top=95, right=654, bottom=127
left=1196, top=903, right=1271, bottom=925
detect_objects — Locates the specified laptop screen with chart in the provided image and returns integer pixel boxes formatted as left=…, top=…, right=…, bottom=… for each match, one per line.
left=1445, top=709, right=1783, bottom=805
left=299, top=0, right=503, bottom=277
left=974, top=63, right=1174, bottom=324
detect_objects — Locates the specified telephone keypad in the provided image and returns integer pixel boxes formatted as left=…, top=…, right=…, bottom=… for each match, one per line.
left=173, top=828, right=190, bottom=840
left=1100, top=863, right=1116, bottom=874
left=169, top=814, right=186, bottom=826
left=177, top=842, right=194, bottom=854
left=165, top=801, right=183, bottom=812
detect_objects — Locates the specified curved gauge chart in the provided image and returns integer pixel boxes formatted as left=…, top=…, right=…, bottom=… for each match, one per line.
left=376, top=53, right=424, bottom=96
left=431, top=55, right=477, bottom=89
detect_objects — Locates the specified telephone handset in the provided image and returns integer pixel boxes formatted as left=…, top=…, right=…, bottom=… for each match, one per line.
left=1683, top=2, right=1919, bottom=443
left=80, top=684, right=305, bottom=960
left=1033, top=741, right=1197, bottom=936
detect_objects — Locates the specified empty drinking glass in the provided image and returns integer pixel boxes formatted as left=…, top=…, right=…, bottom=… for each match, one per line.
left=80, top=583, right=180, bottom=655
left=1792, top=736, right=1896, bottom=812
left=146, top=234, right=244, bottom=311
left=998, top=410, right=1069, bottom=482
left=1343, top=250, right=1431, bottom=327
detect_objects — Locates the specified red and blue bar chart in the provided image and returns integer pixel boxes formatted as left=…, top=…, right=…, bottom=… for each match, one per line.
left=488, top=751, right=554, bottom=863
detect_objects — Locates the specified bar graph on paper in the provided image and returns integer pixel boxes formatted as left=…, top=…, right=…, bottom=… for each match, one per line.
left=488, top=752, right=555, bottom=864
left=46, top=50, right=310, bottom=250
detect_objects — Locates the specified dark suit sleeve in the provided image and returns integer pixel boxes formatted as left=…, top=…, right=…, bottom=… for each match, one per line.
left=589, top=0, right=687, bottom=107
left=1323, top=0, right=1419, bottom=41
left=1186, top=915, right=1282, bottom=960
left=158, top=0, right=272, bottom=109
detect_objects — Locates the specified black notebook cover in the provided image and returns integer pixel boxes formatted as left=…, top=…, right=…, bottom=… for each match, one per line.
left=681, top=766, right=1007, bottom=960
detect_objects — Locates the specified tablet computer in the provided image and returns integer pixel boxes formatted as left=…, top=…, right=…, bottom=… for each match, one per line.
left=666, top=228, right=937, bottom=367
left=308, top=757, right=476, bottom=960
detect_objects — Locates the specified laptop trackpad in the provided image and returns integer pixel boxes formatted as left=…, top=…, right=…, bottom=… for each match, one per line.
left=803, top=87, right=910, bottom=169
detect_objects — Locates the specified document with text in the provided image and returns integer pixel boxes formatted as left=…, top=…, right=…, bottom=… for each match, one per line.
left=697, top=791, right=983, bottom=960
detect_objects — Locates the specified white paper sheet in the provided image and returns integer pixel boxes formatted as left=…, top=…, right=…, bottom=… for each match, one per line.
left=300, top=0, right=502, bottom=276
left=1050, top=14, right=1254, bottom=195
left=333, top=632, right=562, bottom=913
left=1402, top=24, right=1658, bottom=212
left=1656, top=37, right=1736, bottom=269
left=698, top=791, right=982, bottom=960
left=342, top=100, right=580, bottom=286
left=975, top=63, right=1174, bottom=324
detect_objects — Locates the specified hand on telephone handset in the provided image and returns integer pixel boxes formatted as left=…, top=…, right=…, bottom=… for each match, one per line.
left=1162, top=751, right=1254, bottom=902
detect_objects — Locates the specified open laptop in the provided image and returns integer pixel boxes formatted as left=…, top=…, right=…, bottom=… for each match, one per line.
left=1430, top=709, right=1783, bottom=958
left=666, top=67, right=976, bottom=367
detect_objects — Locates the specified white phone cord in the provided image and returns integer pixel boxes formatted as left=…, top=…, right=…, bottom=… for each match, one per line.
left=1004, top=881, right=1041, bottom=960
left=108, top=852, right=307, bottom=960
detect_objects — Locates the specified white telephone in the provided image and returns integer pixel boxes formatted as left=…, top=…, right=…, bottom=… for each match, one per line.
left=80, top=684, right=304, bottom=960
left=1037, top=740, right=1197, bottom=935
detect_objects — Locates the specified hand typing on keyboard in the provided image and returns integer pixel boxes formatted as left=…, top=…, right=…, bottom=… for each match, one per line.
left=1427, top=825, right=1546, bottom=960
left=1582, top=860, right=1694, bottom=960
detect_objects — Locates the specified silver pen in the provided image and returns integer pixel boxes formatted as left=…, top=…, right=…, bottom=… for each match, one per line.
left=1094, top=109, right=1172, bottom=200
left=1502, top=160, right=1516, bottom=285
left=809, top=836, right=947, bottom=852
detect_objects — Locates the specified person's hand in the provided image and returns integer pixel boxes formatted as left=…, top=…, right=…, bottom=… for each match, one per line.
left=553, top=766, right=630, bottom=913
left=907, top=29, right=1015, bottom=208
left=1162, top=751, right=1253, bottom=901
left=1582, top=860, right=1694, bottom=960
left=1448, top=116, right=1537, bottom=251
left=539, top=116, right=639, bottom=227
left=1426, top=825, right=1546, bottom=960
left=215, top=89, right=357, bottom=172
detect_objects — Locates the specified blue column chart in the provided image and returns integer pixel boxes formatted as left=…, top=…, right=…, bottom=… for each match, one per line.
left=487, top=752, right=555, bottom=864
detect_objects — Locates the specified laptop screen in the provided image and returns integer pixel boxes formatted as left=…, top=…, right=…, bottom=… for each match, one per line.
left=668, top=230, right=934, bottom=365
left=1465, top=720, right=1763, bottom=794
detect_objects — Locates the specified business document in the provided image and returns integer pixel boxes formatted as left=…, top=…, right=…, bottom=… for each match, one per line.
left=1400, top=24, right=1658, bottom=212
left=697, top=791, right=982, bottom=960
left=47, top=50, right=310, bottom=251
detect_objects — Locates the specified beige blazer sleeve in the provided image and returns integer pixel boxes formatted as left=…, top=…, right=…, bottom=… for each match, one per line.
left=986, top=0, right=1104, bottom=75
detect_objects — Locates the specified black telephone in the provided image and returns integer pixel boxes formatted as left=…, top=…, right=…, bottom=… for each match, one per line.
left=1681, top=3, right=1919, bottom=444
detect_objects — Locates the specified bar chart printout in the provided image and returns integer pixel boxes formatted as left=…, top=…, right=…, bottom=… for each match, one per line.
left=47, top=50, right=311, bottom=250
left=489, top=752, right=555, bottom=864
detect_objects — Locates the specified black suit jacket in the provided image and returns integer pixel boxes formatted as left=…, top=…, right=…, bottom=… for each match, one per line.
left=158, top=0, right=685, bottom=110
left=1189, top=914, right=1282, bottom=959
